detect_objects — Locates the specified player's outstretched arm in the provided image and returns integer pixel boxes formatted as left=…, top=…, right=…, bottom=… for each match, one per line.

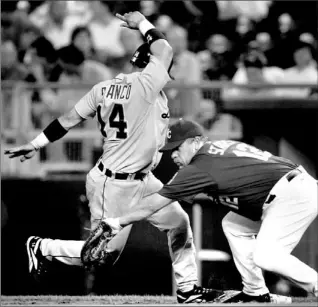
left=4, top=107, right=85, bottom=162
left=116, top=11, right=173, bottom=71
left=104, top=193, right=173, bottom=233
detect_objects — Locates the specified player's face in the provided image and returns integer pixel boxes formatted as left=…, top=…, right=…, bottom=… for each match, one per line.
left=171, top=139, right=195, bottom=168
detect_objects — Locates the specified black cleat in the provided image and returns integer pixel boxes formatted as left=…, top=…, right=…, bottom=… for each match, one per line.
left=220, top=291, right=292, bottom=303
left=26, top=236, right=49, bottom=282
left=177, top=285, right=224, bottom=303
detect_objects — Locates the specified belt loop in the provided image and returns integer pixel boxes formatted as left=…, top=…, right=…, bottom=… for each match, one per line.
left=128, top=173, right=135, bottom=180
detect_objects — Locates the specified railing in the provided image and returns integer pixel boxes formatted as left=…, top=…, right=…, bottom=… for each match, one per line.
left=2, top=81, right=317, bottom=176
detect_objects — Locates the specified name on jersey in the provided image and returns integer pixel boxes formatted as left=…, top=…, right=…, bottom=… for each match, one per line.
left=102, top=84, right=132, bottom=100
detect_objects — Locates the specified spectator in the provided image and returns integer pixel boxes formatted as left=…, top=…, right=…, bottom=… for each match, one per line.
left=165, top=24, right=202, bottom=119
left=255, top=32, right=277, bottom=67
left=29, top=1, right=88, bottom=49
left=23, top=36, right=63, bottom=131
left=61, top=44, right=113, bottom=88
left=271, top=13, right=300, bottom=69
left=70, top=26, right=99, bottom=62
left=222, top=50, right=285, bottom=99
left=1, top=40, right=28, bottom=81
left=139, top=0, right=161, bottom=24
left=299, top=32, right=317, bottom=51
left=1, top=40, right=29, bottom=131
left=280, top=40, right=318, bottom=98
left=154, top=14, right=174, bottom=34
left=25, top=36, right=62, bottom=84
left=109, top=27, right=144, bottom=76
left=88, top=1, right=125, bottom=61
left=231, top=15, right=256, bottom=59
left=1, top=9, right=36, bottom=48
left=217, top=1, right=271, bottom=22
left=17, top=23, right=42, bottom=64
left=197, top=34, right=237, bottom=81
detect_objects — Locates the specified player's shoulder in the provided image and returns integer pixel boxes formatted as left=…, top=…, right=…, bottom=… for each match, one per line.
left=115, top=72, right=140, bottom=83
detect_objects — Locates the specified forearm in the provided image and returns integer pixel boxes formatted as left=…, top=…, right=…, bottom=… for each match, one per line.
left=118, top=193, right=173, bottom=227
left=30, top=108, right=84, bottom=150
left=138, top=20, right=173, bottom=70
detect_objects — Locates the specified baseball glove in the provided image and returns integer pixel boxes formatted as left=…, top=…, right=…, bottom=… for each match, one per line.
left=81, top=221, right=116, bottom=270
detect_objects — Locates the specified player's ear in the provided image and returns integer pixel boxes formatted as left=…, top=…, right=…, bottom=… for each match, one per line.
left=193, top=137, right=201, bottom=151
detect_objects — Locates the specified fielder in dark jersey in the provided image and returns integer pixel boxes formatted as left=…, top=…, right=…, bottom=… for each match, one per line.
left=160, top=140, right=297, bottom=221
left=104, top=118, right=317, bottom=303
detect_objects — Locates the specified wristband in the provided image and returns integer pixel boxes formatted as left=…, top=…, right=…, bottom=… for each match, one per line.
left=30, top=132, right=50, bottom=150
left=43, top=119, right=68, bottom=142
left=144, top=28, right=166, bottom=46
left=138, top=19, right=155, bottom=36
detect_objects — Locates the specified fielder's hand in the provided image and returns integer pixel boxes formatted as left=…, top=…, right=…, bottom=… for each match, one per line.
left=116, top=11, right=146, bottom=30
left=4, top=143, right=37, bottom=162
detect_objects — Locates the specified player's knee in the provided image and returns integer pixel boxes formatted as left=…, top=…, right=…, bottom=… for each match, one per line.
left=253, top=249, right=272, bottom=271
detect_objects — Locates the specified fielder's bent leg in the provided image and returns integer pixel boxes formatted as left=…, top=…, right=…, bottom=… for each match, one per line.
left=253, top=169, right=318, bottom=294
left=222, top=211, right=269, bottom=296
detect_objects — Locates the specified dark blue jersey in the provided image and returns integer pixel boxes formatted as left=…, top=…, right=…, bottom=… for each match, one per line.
left=159, top=140, right=298, bottom=220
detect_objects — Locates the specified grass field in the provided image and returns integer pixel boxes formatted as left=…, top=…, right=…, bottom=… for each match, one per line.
left=1, top=295, right=317, bottom=306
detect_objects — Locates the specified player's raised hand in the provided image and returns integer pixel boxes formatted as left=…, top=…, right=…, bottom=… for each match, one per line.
left=116, top=11, right=146, bottom=30
left=4, top=143, right=37, bottom=162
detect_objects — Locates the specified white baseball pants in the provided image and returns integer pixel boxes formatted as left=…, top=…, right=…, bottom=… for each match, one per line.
left=222, top=166, right=318, bottom=296
left=40, top=165, right=197, bottom=292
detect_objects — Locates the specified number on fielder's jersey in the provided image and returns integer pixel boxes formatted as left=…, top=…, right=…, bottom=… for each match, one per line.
left=233, top=143, right=272, bottom=161
left=97, top=103, right=128, bottom=139
left=208, top=140, right=272, bottom=161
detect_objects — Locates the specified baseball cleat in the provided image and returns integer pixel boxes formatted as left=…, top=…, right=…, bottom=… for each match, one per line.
left=176, top=285, right=225, bottom=303
left=219, top=290, right=292, bottom=303
left=26, top=236, right=49, bottom=282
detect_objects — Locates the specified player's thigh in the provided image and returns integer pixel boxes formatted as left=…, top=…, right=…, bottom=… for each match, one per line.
left=147, top=201, right=190, bottom=231
left=222, top=211, right=261, bottom=237
left=257, top=173, right=317, bottom=253
left=86, top=167, right=108, bottom=225
left=87, top=166, right=145, bottom=225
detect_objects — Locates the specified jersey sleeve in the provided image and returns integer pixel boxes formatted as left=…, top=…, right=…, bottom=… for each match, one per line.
left=158, top=165, right=216, bottom=204
left=137, top=55, right=171, bottom=103
left=74, top=82, right=103, bottom=119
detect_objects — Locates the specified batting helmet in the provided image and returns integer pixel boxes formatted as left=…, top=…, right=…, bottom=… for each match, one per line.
left=130, top=43, right=151, bottom=69
left=130, top=43, right=175, bottom=79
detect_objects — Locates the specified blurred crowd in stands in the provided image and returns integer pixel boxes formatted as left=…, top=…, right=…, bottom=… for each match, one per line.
left=2, top=1, right=317, bottom=127
left=1, top=1, right=318, bottom=165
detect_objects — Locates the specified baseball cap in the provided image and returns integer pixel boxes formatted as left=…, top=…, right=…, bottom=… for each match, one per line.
left=160, top=119, right=205, bottom=152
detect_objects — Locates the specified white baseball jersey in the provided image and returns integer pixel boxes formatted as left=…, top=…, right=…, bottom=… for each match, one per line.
left=75, top=56, right=171, bottom=173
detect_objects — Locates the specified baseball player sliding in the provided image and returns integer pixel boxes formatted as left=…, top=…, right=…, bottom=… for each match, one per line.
left=5, top=12, right=224, bottom=303
left=99, top=119, right=318, bottom=303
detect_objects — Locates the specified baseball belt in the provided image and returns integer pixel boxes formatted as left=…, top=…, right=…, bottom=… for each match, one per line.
left=265, top=167, right=303, bottom=205
left=98, top=161, right=147, bottom=180
left=285, top=167, right=302, bottom=182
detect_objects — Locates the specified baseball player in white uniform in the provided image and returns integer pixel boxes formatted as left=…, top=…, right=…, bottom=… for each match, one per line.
left=5, top=12, right=222, bottom=303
